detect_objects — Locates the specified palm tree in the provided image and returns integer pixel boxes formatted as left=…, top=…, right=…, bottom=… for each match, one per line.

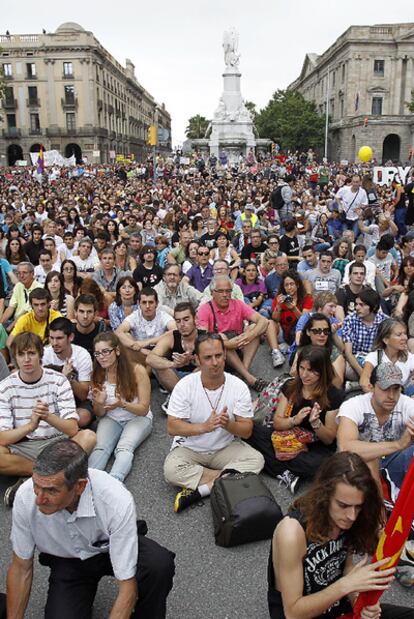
left=185, top=115, right=210, bottom=139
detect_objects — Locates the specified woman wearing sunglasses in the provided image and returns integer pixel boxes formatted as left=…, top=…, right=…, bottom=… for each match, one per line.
left=290, top=313, right=345, bottom=388
left=88, top=332, right=152, bottom=481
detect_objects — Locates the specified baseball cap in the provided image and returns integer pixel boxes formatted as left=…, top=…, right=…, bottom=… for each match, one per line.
left=375, top=363, right=404, bottom=390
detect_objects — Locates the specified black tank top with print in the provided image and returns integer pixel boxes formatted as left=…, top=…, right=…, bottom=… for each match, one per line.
left=267, top=510, right=353, bottom=619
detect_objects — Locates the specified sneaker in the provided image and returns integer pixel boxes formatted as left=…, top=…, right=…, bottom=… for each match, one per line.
left=174, top=488, right=202, bottom=513
left=345, top=380, right=360, bottom=393
left=4, top=477, right=28, bottom=508
left=279, top=342, right=290, bottom=355
left=158, top=385, right=168, bottom=394
left=277, top=470, right=300, bottom=494
left=161, top=394, right=170, bottom=415
left=272, top=349, right=285, bottom=368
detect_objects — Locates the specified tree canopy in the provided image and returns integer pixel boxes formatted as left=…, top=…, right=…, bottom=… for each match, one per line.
left=255, top=89, right=326, bottom=150
left=185, top=115, right=210, bottom=139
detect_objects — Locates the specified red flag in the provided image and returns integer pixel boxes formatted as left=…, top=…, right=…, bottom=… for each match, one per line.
left=339, top=458, right=414, bottom=618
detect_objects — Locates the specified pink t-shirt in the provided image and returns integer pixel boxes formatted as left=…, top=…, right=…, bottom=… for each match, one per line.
left=197, top=299, right=255, bottom=334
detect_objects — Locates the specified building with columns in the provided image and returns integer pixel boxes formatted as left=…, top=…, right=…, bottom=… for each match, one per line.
left=289, top=23, right=414, bottom=163
left=0, top=22, right=171, bottom=166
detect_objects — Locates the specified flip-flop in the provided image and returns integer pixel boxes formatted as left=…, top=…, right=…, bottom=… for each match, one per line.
left=252, top=378, right=269, bottom=392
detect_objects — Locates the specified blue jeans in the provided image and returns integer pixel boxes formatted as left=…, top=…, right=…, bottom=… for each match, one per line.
left=381, top=445, right=414, bottom=491
left=345, top=218, right=360, bottom=239
left=259, top=298, right=273, bottom=319
left=89, top=414, right=152, bottom=481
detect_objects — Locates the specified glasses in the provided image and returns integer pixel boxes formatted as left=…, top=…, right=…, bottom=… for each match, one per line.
left=309, top=328, right=330, bottom=335
left=93, top=348, right=115, bottom=358
left=214, top=289, right=232, bottom=295
left=198, top=251, right=210, bottom=256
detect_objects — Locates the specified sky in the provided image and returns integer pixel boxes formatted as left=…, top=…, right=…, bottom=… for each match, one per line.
left=4, top=1, right=414, bottom=146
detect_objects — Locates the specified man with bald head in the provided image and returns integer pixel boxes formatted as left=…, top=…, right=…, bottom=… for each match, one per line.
left=196, top=275, right=269, bottom=391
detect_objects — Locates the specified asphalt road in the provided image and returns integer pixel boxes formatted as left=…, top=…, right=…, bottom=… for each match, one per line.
left=0, top=345, right=412, bottom=618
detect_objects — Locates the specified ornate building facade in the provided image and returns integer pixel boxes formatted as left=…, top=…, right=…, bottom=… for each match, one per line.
left=289, top=23, right=414, bottom=163
left=0, top=22, right=171, bottom=165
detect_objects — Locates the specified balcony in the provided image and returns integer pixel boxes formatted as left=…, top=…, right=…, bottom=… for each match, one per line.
left=61, top=97, right=78, bottom=110
left=2, top=98, right=17, bottom=110
left=109, top=131, right=116, bottom=140
left=108, top=104, right=114, bottom=115
left=29, top=128, right=42, bottom=135
left=3, top=128, right=21, bottom=138
left=46, top=127, right=62, bottom=137
left=27, top=98, right=40, bottom=107
left=95, top=127, right=108, bottom=137
left=62, top=73, right=74, bottom=79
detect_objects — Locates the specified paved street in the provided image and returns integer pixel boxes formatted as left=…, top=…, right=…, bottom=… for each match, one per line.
left=0, top=345, right=412, bottom=618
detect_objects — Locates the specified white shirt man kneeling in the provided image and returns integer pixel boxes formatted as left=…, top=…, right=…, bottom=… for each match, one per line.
left=163, top=333, right=264, bottom=513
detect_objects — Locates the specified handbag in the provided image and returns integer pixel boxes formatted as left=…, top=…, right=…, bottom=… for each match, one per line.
left=339, top=188, right=359, bottom=222
left=210, top=471, right=283, bottom=547
left=271, top=426, right=315, bottom=461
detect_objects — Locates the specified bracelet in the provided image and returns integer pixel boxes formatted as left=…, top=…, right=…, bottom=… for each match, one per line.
left=311, top=420, right=322, bottom=430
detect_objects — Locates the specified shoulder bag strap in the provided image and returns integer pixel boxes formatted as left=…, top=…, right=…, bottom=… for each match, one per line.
left=208, top=301, right=219, bottom=334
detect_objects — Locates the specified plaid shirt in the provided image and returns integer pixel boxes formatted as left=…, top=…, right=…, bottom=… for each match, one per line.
left=342, top=311, right=387, bottom=355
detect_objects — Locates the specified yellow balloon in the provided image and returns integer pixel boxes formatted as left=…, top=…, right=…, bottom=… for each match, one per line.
left=358, top=146, right=373, bottom=162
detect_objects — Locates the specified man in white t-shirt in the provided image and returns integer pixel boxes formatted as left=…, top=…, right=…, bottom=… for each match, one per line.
left=116, top=287, right=176, bottom=365
left=43, top=317, right=93, bottom=428
left=163, top=333, right=264, bottom=512
left=335, top=174, right=368, bottom=238
left=337, top=363, right=414, bottom=495
left=72, top=238, right=100, bottom=277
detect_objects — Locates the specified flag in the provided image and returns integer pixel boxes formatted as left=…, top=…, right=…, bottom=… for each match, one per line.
left=36, top=145, right=44, bottom=174
left=339, top=458, right=414, bottom=618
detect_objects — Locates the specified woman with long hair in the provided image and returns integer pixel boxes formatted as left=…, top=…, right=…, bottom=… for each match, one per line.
left=248, top=346, right=344, bottom=494
left=88, top=332, right=152, bottom=482
left=45, top=270, right=75, bottom=320
left=182, top=240, right=200, bottom=274
left=114, top=239, right=137, bottom=272
left=235, top=261, right=267, bottom=310
left=268, top=452, right=410, bottom=619
left=382, top=255, right=414, bottom=313
left=360, top=317, right=414, bottom=394
left=290, top=313, right=345, bottom=388
left=332, top=237, right=353, bottom=280
left=5, top=237, right=28, bottom=269
left=105, top=219, right=119, bottom=244
left=108, top=275, right=139, bottom=331
left=61, top=259, right=82, bottom=298
left=271, top=269, right=313, bottom=345
left=310, top=212, right=332, bottom=252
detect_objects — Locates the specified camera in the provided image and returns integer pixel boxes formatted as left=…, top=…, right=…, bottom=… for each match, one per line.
left=284, top=294, right=292, bottom=304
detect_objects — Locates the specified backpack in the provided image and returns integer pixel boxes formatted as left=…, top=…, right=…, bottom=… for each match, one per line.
left=253, top=373, right=293, bottom=427
left=270, top=186, right=285, bottom=210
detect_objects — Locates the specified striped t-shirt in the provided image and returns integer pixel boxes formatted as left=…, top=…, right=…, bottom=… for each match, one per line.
left=0, top=368, right=78, bottom=440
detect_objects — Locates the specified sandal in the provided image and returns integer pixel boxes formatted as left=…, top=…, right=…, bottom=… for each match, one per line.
left=252, top=378, right=269, bottom=392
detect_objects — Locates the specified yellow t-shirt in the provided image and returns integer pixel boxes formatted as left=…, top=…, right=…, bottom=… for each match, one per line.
left=11, top=309, right=62, bottom=343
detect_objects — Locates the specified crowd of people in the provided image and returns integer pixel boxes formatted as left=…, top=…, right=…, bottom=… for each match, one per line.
left=1, top=149, right=414, bottom=618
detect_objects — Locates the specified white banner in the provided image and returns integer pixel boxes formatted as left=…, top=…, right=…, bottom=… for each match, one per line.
left=29, top=150, right=76, bottom=167
left=373, top=166, right=411, bottom=186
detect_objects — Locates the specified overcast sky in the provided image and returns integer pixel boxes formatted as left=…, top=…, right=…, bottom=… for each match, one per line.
left=4, top=1, right=414, bottom=146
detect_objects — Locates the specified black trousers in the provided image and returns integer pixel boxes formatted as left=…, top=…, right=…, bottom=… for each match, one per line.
left=39, top=534, right=175, bottom=619
left=247, top=424, right=334, bottom=480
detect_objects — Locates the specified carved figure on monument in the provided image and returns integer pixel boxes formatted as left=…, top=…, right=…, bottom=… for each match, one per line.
left=214, top=97, right=227, bottom=120
left=223, top=29, right=240, bottom=69
left=237, top=103, right=253, bottom=121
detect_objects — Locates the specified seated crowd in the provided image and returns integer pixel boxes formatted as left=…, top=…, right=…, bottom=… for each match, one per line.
left=1, top=158, right=414, bottom=618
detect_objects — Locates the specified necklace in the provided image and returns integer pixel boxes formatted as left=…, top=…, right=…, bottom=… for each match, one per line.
left=202, top=377, right=226, bottom=412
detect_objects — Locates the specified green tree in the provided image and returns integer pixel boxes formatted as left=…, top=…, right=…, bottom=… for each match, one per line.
left=244, top=100, right=258, bottom=123
left=185, top=115, right=210, bottom=139
left=255, top=89, right=326, bottom=150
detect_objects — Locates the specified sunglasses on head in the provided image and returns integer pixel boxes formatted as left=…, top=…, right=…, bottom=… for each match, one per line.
left=309, top=327, right=330, bottom=335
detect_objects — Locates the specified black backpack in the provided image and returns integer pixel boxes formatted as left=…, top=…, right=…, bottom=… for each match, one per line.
left=210, top=471, right=283, bottom=547
left=270, top=186, right=285, bottom=210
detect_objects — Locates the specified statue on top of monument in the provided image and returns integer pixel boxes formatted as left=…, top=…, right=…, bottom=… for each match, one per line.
left=223, top=28, right=240, bottom=69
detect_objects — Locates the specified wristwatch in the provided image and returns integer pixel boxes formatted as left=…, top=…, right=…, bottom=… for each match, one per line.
left=311, top=420, right=322, bottom=430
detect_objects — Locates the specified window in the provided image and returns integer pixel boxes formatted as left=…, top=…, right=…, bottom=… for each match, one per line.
left=4, top=86, right=14, bottom=105
left=63, top=62, right=73, bottom=77
left=332, top=70, right=335, bottom=87
left=26, top=62, right=36, bottom=78
left=30, top=113, right=40, bottom=132
left=342, top=64, right=345, bottom=82
left=372, top=97, right=383, bottom=115
left=374, top=59, right=384, bottom=76
left=7, top=114, right=16, bottom=128
left=2, top=63, right=12, bottom=77
left=28, top=86, right=38, bottom=104
left=340, top=97, right=344, bottom=118
left=64, top=85, right=75, bottom=105
left=66, top=112, right=76, bottom=131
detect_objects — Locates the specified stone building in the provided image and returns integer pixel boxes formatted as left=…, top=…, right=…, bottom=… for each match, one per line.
left=0, top=22, right=171, bottom=166
left=289, top=23, right=414, bottom=163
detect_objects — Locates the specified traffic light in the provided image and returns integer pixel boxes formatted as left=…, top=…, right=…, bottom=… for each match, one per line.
left=147, top=126, right=157, bottom=146
left=364, top=117, right=368, bottom=127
